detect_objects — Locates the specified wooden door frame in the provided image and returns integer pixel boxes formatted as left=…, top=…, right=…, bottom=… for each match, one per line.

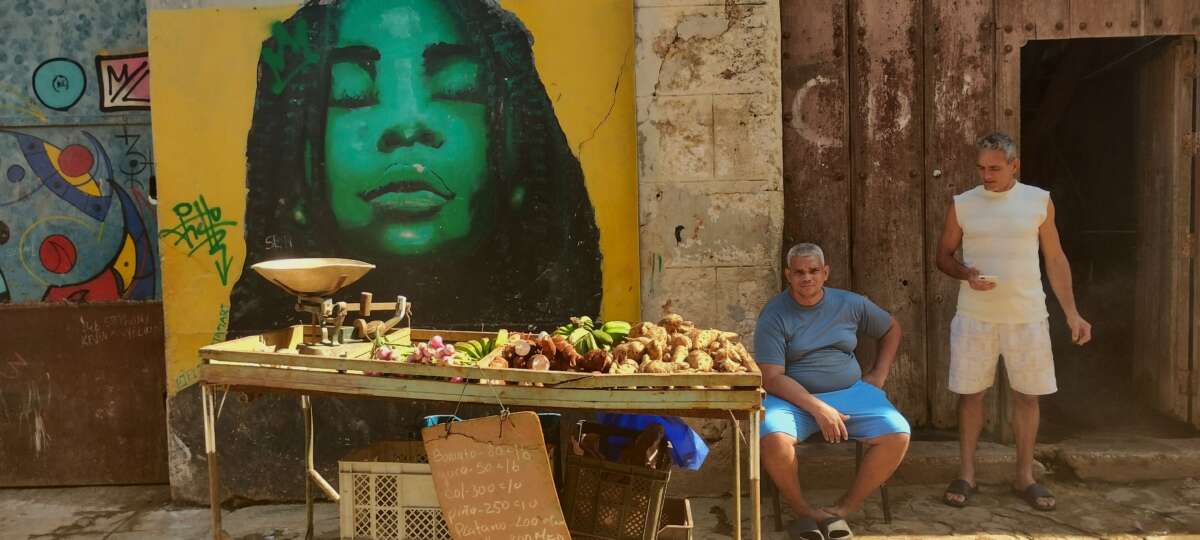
left=993, top=2, right=1200, bottom=435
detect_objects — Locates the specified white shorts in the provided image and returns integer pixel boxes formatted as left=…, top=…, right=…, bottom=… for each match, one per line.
left=949, top=314, right=1056, bottom=396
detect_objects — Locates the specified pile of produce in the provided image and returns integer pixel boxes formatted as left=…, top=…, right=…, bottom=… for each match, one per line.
left=477, top=314, right=753, bottom=375
left=360, top=313, right=755, bottom=378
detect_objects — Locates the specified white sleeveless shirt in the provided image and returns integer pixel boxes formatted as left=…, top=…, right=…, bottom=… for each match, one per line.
left=954, top=182, right=1050, bottom=324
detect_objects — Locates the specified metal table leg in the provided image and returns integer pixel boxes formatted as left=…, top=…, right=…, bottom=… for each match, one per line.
left=202, top=384, right=229, bottom=540
left=303, top=395, right=315, bottom=540
left=301, top=394, right=340, bottom=540
left=734, top=416, right=742, bottom=540
left=751, top=409, right=761, bottom=540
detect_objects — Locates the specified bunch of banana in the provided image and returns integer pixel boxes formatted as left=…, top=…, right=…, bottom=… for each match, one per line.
left=554, top=317, right=632, bottom=353
left=456, top=329, right=509, bottom=362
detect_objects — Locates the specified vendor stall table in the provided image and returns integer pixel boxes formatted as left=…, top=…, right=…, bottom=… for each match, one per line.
left=197, top=326, right=764, bottom=540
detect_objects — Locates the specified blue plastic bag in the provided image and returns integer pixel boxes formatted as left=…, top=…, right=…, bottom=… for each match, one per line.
left=595, top=413, right=709, bottom=470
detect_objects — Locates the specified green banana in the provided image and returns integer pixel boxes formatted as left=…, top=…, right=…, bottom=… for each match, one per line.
left=568, top=327, right=590, bottom=345
left=601, top=321, right=631, bottom=335
left=592, top=329, right=614, bottom=348
left=494, top=329, right=509, bottom=350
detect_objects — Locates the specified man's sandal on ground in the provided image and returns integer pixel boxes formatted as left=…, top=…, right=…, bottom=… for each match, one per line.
left=819, top=516, right=853, bottom=539
left=1014, top=482, right=1056, bottom=511
left=943, top=478, right=978, bottom=507
left=786, top=517, right=825, bottom=540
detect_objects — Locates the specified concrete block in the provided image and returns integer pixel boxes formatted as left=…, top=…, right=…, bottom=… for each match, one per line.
left=1058, top=437, right=1200, bottom=483
left=714, top=93, right=782, bottom=185
left=716, top=265, right=780, bottom=348
left=637, top=95, right=715, bottom=181
left=792, top=441, right=1045, bottom=489
left=640, top=181, right=779, bottom=270
left=636, top=4, right=775, bottom=97
left=640, top=266, right=718, bottom=325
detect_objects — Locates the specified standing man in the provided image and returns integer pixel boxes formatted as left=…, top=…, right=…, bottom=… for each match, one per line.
left=757, top=243, right=910, bottom=539
left=936, top=132, right=1091, bottom=511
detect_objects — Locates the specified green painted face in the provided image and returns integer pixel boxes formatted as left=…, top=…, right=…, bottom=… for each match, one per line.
left=324, top=0, right=492, bottom=257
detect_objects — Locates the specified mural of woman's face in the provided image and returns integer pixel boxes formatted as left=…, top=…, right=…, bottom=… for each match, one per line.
left=324, top=0, right=491, bottom=257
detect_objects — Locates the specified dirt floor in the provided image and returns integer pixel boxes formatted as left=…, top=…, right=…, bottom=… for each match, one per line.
left=5, top=478, right=1200, bottom=539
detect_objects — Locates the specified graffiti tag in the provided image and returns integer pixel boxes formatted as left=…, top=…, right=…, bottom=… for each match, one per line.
left=95, top=52, right=150, bottom=112
left=175, top=367, right=199, bottom=392
left=211, top=303, right=229, bottom=344
left=262, top=19, right=318, bottom=95
left=80, top=313, right=160, bottom=347
left=158, top=195, right=238, bottom=286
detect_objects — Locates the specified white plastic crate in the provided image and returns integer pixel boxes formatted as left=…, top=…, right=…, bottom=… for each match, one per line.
left=338, top=442, right=450, bottom=540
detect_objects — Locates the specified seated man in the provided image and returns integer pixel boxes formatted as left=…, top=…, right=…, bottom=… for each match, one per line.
left=756, top=243, right=910, bottom=539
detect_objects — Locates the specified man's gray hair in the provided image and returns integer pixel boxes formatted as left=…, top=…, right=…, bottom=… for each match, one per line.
left=786, top=243, right=825, bottom=266
left=976, top=132, right=1018, bottom=162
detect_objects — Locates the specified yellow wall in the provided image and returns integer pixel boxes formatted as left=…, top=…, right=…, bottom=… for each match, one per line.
left=149, top=1, right=638, bottom=395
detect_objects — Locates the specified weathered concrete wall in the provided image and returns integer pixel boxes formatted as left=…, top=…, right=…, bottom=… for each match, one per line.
left=635, top=0, right=783, bottom=496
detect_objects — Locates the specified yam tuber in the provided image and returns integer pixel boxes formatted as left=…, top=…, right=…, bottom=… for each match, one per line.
left=538, top=335, right=558, bottom=358
left=686, top=350, right=714, bottom=372
left=646, top=337, right=665, bottom=362
left=641, top=359, right=673, bottom=374
left=670, top=334, right=693, bottom=351
left=582, top=349, right=611, bottom=372
left=629, top=322, right=656, bottom=339
left=658, top=314, right=684, bottom=334
left=694, top=329, right=720, bottom=350
left=716, top=358, right=741, bottom=373
left=614, top=359, right=639, bottom=375
left=670, top=345, right=689, bottom=364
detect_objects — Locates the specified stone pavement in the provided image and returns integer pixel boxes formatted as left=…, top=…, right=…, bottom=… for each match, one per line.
left=5, top=478, right=1200, bottom=539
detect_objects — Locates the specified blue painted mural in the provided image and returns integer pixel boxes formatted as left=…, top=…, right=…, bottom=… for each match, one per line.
left=0, top=0, right=158, bottom=303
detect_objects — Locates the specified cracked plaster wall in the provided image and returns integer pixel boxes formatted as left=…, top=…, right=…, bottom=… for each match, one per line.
left=634, top=0, right=783, bottom=497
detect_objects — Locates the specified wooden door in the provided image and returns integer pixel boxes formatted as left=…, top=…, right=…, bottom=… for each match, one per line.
left=1132, top=36, right=1194, bottom=424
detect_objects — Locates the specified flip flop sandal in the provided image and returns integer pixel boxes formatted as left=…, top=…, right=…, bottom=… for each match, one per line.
left=786, top=517, right=825, bottom=540
left=1014, top=482, right=1056, bottom=511
left=819, top=517, right=853, bottom=540
left=943, top=478, right=978, bottom=508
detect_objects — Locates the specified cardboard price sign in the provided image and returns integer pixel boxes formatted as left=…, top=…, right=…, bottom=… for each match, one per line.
left=422, top=412, right=568, bottom=540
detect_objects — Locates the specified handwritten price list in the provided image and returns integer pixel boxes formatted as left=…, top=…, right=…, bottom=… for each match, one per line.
left=422, top=413, right=570, bottom=540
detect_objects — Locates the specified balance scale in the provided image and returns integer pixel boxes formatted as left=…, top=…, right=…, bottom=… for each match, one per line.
left=250, top=257, right=407, bottom=355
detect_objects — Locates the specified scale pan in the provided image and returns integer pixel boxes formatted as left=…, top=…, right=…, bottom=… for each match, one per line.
left=251, top=258, right=375, bottom=298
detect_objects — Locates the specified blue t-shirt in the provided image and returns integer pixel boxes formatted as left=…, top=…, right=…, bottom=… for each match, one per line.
left=753, top=288, right=892, bottom=394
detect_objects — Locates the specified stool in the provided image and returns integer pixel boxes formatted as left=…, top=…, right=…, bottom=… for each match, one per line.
left=766, top=439, right=892, bottom=531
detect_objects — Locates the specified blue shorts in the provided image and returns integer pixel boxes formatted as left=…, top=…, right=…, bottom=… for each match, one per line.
left=761, top=380, right=911, bottom=441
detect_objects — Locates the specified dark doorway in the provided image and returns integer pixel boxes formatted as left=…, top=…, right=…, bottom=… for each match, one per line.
left=1021, top=36, right=1197, bottom=442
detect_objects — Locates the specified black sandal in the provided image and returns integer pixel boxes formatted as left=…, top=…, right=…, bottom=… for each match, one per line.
left=943, top=478, right=977, bottom=508
left=819, top=516, right=853, bottom=539
left=1014, top=482, right=1056, bottom=511
left=786, top=517, right=825, bottom=540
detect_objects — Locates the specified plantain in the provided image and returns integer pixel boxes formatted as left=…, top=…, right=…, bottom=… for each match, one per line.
left=591, top=329, right=614, bottom=348
left=601, top=320, right=631, bottom=335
